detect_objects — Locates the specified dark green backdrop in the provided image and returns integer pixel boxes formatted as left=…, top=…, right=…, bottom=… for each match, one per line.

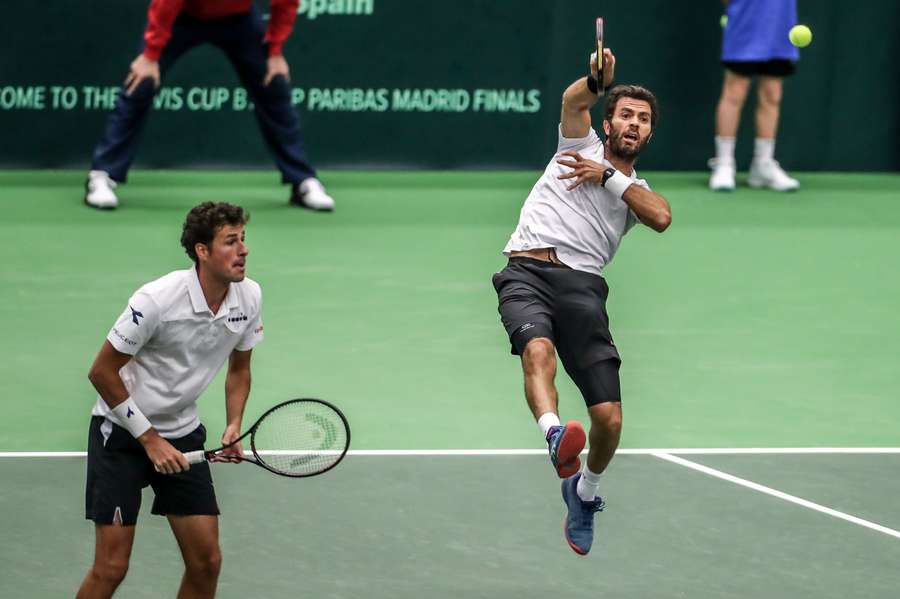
left=1, top=1, right=897, bottom=171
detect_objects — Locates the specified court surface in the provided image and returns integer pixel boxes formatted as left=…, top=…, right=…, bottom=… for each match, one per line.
left=1, top=170, right=898, bottom=598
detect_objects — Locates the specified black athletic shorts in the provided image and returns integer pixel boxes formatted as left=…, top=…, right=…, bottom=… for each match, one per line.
left=492, top=257, right=622, bottom=406
left=722, top=59, right=796, bottom=77
left=85, top=416, right=220, bottom=525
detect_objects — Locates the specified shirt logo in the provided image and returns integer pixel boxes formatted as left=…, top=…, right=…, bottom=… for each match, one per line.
left=130, top=305, right=144, bottom=325
left=126, top=407, right=134, bottom=418
left=111, top=328, right=137, bottom=346
left=227, top=313, right=249, bottom=323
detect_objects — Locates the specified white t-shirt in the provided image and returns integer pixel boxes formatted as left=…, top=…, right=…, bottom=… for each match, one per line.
left=93, top=267, right=264, bottom=438
left=503, top=125, right=650, bottom=275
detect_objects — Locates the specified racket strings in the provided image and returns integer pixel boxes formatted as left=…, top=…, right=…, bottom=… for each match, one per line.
left=251, top=400, right=349, bottom=476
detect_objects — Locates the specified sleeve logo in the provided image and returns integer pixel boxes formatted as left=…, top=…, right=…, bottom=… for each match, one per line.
left=130, top=305, right=144, bottom=325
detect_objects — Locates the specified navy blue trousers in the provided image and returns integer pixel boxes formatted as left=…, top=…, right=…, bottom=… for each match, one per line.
left=91, top=10, right=316, bottom=184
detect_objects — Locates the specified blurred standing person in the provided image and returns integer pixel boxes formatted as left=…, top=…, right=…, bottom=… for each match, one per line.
left=84, top=0, right=335, bottom=211
left=709, top=0, right=800, bottom=191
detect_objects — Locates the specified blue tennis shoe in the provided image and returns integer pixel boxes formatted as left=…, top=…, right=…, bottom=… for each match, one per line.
left=561, top=472, right=605, bottom=555
left=546, top=421, right=586, bottom=478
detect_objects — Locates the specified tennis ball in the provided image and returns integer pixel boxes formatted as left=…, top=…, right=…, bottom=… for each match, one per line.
left=720, top=14, right=728, bottom=28
left=789, top=24, right=812, bottom=48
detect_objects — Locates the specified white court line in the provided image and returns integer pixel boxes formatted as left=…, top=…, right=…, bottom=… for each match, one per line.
left=652, top=451, right=900, bottom=540
left=2, top=447, right=900, bottom=458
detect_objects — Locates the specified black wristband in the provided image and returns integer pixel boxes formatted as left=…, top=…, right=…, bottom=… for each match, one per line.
left=600, top=167, right=616, bottom=187
left=586, top=75, right=599, bottom=95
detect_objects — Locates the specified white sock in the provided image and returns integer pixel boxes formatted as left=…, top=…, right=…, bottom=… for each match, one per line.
left=537, top=412, right=561, bottom=439
left=754, top=138, right=775, bottom=162
left=715, top=136, right=736, bottom=163
left=577, top=466, right=603, bottom=502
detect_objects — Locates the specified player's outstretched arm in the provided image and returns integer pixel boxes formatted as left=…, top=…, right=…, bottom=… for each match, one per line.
left=88, top=341, right=189, bottom=473
left=560, top=48, right=616, bottom=138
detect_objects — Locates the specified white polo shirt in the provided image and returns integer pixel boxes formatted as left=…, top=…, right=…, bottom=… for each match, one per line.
left=92, top=267, right=264, bottom=438
left=503, top=125, right=650, bottom=275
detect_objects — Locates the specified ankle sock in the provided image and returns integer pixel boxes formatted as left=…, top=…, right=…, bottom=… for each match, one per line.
left=577, top=466, right=603, bottom=502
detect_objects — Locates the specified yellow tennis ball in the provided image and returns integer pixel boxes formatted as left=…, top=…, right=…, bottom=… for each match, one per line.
left=720, top=15, right=728, bottom=28
left=789, top=25, right=812, bottom=48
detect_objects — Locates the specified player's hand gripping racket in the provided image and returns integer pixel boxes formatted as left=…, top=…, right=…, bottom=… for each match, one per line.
left=595, top=17, right=605, bottom=97
left=184, top=399, right=351, bottom=477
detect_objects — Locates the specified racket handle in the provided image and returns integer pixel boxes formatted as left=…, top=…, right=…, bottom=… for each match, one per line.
left=184, top=450, right=207, bottom=465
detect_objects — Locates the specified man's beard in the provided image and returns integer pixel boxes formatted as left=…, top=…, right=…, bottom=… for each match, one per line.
left=607, top=126, right=648, bottom=160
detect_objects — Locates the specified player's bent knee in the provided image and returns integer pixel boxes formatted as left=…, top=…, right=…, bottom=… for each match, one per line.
left=589, top=403, right=622, bottom=436
left=522, top=337, right=555, bottom=370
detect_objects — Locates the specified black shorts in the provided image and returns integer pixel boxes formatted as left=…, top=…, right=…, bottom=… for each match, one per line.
left=722, top=59, right=796, bottom=77
left=85, top=416, right=220, bottom=525
left=492, top=257, right=622, bottom=406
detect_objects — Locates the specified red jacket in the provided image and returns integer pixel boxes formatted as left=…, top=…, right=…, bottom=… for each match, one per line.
left=143, top=0, right=300, bottom=61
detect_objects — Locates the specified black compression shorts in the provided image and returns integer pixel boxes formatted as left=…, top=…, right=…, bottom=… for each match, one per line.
left=492, top=257, right=622, bottom=406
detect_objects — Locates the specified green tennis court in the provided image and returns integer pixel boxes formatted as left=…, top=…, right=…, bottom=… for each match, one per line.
left=2, top=170, right=899, bottom=598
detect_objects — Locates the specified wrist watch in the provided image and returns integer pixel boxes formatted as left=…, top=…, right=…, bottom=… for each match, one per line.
left=600, top=167, right=616, bottom=187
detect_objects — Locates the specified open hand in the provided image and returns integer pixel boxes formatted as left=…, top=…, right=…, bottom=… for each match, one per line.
left=557, top=150, right=608, bottom=190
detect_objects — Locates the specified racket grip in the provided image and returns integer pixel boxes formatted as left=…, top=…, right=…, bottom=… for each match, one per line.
left=184, top=450, right=207, bottom=465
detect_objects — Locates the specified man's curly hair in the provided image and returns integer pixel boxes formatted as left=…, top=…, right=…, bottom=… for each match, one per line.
left=180, top=202, right=249, bottom=263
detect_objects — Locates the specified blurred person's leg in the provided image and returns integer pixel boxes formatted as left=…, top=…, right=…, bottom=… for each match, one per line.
left=716, top=70, right=751, bottom=139
left=710, top=70, right=750, bottom=191
left=749, top=76, right=798, bottom=191
left=89, top=20, right=200, bottom=185
left=217, top=9, right=334, bottom=210
left=754, top=76, right=782, bottom=139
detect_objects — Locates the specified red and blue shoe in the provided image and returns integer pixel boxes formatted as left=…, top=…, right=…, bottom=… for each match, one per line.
left=546, top=421, right=586, bottom=479
left=561, top=472, right=606, bottom=555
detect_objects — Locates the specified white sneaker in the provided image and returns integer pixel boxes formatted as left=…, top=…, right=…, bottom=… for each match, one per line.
left=748, top=159, right=799, bottom=191
left=290, top=178, right=335, bottom=211
left=84, top=170, right=119, bottom=209
left=707, top=158, right=736, bottom=191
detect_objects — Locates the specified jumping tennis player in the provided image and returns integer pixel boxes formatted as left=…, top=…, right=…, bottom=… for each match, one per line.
left=492, top=48, right=671, bottom=555
left=77, top=202, right=263, bottom=599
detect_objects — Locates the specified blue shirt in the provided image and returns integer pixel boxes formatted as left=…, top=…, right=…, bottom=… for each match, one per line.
left=722, top=0, right=799, bottom=62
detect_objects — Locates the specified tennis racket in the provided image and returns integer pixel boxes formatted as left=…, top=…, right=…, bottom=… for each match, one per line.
left=595, top=17, right=605, bottom=97
left=184, top=398, right=351, bottom=478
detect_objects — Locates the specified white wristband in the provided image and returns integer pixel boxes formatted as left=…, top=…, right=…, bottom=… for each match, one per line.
left=603, top=170, right=632, bottom=199
left=110, top=397, right=152, bottom=438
